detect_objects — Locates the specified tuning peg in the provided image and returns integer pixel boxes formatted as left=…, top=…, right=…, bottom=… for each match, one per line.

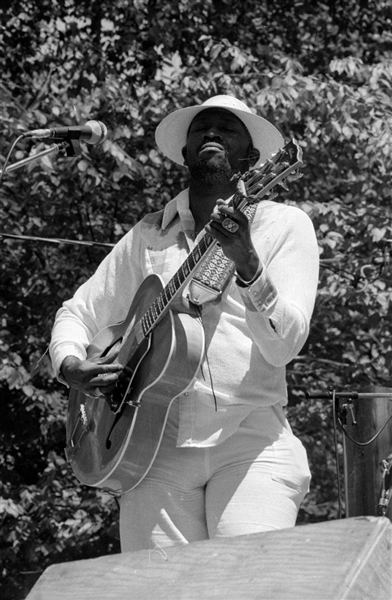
left=230, top=171, right=242, bottom=182
left=278, top=180, right=289, bottom=191
left=290, top=171, right=303, bottom=181
left=265, top=191, right=278, bottom=201
left=237, top=179, right=247, bottom=196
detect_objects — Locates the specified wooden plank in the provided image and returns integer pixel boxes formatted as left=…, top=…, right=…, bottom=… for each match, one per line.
left=26, top=516, right=392, bottom=600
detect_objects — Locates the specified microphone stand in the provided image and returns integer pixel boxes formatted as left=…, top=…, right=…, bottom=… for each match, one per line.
left=0, top=143, right=63, bottom=176
left=0, top=232, right=114, bottom=250
left=0, top=139, right=81, bottom=177
left=0, top=137, right=93, bottom=247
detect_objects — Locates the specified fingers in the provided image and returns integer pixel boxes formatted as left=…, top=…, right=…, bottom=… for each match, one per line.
left=210, top=201, right=247, bottom=232
left=208, top=202, right=248, bottom=243
left=63, top=357, right=124, bottom=397
left=205, top=200, right=261, bottom=276
left=86, top=371, right=120, bottom=398
left=91, top=370, right=119, bottom=387
left=92, top=361, right=123, bottom=377
left=83, top=364, right=123, bottom=396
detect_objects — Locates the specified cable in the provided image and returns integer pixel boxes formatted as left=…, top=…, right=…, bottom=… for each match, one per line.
left=332, top=391, right=344, bottom=519
left=194, top=305, right=218, bottom=411
left=338, top=410, right=392, bottom=447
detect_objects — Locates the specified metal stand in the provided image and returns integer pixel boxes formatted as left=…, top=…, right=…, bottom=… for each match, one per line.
left=1, top=143, right=60, bottom=175
left=307, top=388, right=392, bottom=520
left=0, top=140, right=79, bottom=177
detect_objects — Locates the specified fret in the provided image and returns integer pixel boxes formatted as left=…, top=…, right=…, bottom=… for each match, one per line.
left=192, top=247, right=201, bottom=264
left=153, top=298, right=162, bottom=321
left=156, top=295, right=165, bottom=313
left=162, top=288, right=170, bottom=305
left=140, top=315, right=149, bottom=337
left=151, top=304, right=158, bottom=321
left=145, top=311, right=153, bottom=330
left=169, top=279, right=177, bottom=297
left=177, top=263, right=189, bottom=285
left=157, top=297, right=165, bottom=314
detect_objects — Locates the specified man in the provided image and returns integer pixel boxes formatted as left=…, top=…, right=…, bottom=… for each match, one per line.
left=50, top=95, right=319, bottom=552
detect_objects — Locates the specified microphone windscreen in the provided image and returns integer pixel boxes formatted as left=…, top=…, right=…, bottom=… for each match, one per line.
left=85, top=120, right=108, bottom=145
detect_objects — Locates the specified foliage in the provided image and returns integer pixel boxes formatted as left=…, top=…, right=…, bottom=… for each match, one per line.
left=0, top=0, right=391, bottom=598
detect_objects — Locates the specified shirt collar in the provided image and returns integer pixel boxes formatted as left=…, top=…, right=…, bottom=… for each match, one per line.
left=161, top=189, right=195, bottom=232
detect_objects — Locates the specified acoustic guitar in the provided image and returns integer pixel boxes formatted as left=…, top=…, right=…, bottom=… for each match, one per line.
left=65, top=140, right=303, bottom=494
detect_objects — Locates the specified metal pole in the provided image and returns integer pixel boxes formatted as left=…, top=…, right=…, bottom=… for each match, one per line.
left=0, top=143, right=65, bottom=175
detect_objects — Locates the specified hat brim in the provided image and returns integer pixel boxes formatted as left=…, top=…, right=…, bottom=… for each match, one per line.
left=155, top=104, right=284, bottom=169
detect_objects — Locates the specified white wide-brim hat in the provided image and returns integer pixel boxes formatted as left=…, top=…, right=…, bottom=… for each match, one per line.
left=155, top=95, right=284, bottom=169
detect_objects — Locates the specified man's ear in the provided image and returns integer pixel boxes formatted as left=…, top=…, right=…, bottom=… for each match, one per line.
left=181, top=146, right=188, bottom=166
left=248, top=146, right=260, bottom=167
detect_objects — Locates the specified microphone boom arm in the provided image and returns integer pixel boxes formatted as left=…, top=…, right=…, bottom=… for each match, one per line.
left=0, top=141, right=76, bottom=176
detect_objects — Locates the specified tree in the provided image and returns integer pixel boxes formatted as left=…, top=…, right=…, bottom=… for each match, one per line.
left=1, top=1, right=391, bottom=597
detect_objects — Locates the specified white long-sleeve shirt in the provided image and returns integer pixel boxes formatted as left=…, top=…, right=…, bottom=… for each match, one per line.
left=50, top=190, right=319, bottom=447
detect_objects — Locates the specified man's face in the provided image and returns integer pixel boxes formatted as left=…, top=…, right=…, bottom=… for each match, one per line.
left=182, top=108, right=253, bottom=183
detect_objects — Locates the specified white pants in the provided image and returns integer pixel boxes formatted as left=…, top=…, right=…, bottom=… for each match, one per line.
left=120, top=401, right=310, bottom=553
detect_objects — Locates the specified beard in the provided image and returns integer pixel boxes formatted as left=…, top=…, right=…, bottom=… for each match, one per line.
left=188, top=153, right=234, bottom=185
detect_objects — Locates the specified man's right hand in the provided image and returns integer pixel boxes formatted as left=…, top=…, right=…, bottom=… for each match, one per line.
left=60, top=355, right=123, bottom=397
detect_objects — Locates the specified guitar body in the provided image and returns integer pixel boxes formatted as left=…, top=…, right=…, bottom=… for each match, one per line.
left=65, top=274, right=205, bottom=494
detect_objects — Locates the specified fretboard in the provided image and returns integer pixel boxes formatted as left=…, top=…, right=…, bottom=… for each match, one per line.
left=139, top=229, right=217, bottom=336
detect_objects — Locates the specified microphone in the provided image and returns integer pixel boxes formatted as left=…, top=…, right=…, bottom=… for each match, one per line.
left=22, top=120, right=108, bottom=145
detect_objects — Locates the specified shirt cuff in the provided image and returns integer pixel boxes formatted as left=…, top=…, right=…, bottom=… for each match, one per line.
left=235, top=263, right=263, bottom=288
left=50, top=343, right=86, bottom=385
left=236, top=262, right=279, bottom=314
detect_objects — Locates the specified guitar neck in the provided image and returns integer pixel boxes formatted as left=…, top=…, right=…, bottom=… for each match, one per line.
left=139, top=229, right=217, bottom=337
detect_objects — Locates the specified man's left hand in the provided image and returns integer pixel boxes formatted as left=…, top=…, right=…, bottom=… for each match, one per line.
left=206, top=199, right=260, bottom=282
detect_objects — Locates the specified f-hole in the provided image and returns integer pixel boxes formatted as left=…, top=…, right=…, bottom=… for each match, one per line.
left=106, top=412, right=122, bottom=449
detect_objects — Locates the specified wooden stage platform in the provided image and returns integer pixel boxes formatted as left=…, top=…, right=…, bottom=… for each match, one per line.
left=26, top=516, right=392, bottom=600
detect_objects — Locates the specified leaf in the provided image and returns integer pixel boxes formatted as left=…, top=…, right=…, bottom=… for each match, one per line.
left=371, top=227, right=386, bottom=242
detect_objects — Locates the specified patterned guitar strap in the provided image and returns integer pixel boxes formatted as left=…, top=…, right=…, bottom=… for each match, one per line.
left=188, top=202, right=258, bottom=306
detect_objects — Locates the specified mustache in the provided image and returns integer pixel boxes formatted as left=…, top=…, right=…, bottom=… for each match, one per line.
left=197, top=141, right=228, bottom=154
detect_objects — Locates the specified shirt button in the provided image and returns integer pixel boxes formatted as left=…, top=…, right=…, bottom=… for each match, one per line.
left=184, top=392, right=189, bottom=397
